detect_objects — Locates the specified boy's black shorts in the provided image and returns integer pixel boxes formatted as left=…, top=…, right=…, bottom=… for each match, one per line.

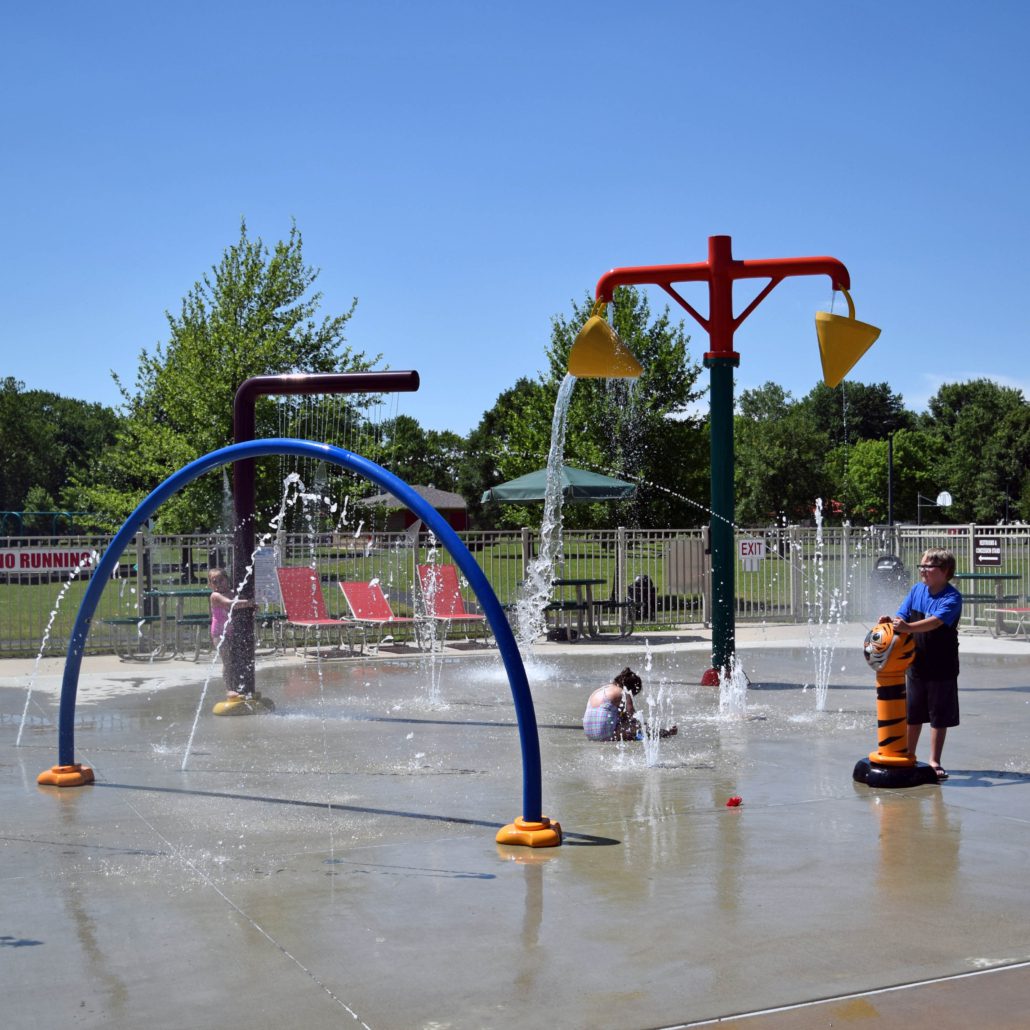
left=906, top=674, right=959, bottom=728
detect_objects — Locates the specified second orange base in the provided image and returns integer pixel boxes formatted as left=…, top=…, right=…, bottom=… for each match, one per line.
left=38, top=764, right=95, bottom=787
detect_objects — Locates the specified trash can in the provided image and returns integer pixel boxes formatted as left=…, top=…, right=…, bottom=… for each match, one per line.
left=628, top=574, right=657, bottom=620
left=869, top=555, right=907, bottom=619
left=872, top=554, right=906, bottom=588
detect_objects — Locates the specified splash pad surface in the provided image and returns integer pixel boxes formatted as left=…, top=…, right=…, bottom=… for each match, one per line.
left=5, top=630, right=1030, bottom=1028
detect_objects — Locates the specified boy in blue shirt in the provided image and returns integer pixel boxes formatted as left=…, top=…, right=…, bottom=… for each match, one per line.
left=883, top=548, right=962, bottom=780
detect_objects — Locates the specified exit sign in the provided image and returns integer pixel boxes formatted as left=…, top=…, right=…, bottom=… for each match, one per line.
left=739, top=538, right=766, bottom=572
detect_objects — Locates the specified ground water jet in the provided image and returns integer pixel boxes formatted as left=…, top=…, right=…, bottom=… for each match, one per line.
left=718, top=656, right=749, bottom=720
left=16, top=551, right=98, bottom=747
left=805, top=499, right=846, bottom=712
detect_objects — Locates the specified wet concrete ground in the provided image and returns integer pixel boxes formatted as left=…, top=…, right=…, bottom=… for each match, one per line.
left=3, top=626, right=1030, bottom=1028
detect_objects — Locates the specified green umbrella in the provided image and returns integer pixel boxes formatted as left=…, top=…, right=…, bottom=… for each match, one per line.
left=481, top=465, right=636, bottom=504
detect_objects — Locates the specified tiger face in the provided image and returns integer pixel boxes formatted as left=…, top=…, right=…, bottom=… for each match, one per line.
left=863, top=622, right=915, bottom=676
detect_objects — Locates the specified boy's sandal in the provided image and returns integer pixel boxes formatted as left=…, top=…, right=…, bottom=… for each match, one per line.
left=933, top=766, right=949, bottom=781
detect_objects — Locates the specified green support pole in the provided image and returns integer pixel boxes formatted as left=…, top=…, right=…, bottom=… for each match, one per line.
left=706, top=354, right=738, bottom=670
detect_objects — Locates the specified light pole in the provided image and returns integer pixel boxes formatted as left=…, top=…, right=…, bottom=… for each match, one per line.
left=575, top=235, right=876, bottom=682
left=887, top=433, right=894, bottom=527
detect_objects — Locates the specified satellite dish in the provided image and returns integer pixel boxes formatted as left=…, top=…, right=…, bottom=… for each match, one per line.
left=936, top=491, right=953, bottom=507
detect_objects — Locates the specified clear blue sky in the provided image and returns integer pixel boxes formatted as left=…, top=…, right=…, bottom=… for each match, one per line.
left=3, top=2, right=1028, bottom=435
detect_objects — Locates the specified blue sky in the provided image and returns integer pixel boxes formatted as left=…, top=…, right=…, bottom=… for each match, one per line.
left=3, top=2, right=1028, bottom=435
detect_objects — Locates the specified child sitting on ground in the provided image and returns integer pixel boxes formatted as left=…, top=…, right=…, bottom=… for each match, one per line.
left=582, top=667, right=677, bottom=741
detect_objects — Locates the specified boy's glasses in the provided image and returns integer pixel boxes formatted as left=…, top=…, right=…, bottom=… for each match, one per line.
left=918, top=563, right=942, bottom=570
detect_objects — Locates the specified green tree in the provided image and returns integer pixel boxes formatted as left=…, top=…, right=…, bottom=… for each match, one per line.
left=921, top=379, right=1030, bottom=522
left=734, top=383, right=831, bottom=524
left=458, top=378, right=554, bottom=529
left=0, top=377, right=119, bottom=523
left=801, top=380, right=914, bottom=448
left=824, top=429, right=940, bottom=524
left=466, top=288, right=707, bottom=529
left=378, top=415, right=465, bottom=491
left=74, top=221, right=375, bottom=531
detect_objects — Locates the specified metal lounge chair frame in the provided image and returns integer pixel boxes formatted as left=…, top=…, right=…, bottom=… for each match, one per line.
left=275, top=566, right=356, bottom=658
left=339, top=580, right=416, bottom=654
left=416, top=563, right=490, bottom=648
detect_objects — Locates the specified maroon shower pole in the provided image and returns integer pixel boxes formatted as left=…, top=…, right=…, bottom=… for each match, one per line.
left=232, top=371, right=420, bottom=695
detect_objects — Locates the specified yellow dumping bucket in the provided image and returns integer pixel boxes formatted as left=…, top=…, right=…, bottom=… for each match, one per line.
left=815, top=288, right=881, bottom=388
left=568, top=301, right=642, bottom=379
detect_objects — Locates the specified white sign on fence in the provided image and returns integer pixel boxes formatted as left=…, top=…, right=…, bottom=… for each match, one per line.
left=254, top=546, right=282, bottom=605
left=0, top=548, right=97, bottom=579
left=738, top=538, right=766, bottom=573
left=974, top=536, right=1002, bottom=567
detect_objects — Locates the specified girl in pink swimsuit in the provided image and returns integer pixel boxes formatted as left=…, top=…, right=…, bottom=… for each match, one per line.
left=208, top=568, right=254, bottom=698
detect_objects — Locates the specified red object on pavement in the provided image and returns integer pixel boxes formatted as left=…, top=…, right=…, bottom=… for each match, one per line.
left=726, top=796, right=743, bottom=807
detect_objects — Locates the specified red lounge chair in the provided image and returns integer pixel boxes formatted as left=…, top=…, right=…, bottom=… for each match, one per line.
left=416, top=563, right=489, bottom=647
left=339, top=580, right=415, bottom=654
left=276, top=566, right=356, bottom=657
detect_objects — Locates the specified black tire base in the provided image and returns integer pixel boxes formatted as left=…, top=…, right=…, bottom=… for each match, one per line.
left=853, top=758, right=940, bottom=788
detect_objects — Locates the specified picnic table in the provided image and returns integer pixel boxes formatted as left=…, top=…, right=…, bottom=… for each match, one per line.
left=548, top=578, right=636, bottom=640
left=146, top=588, right=211, bottom=657
left=550, top=578, right=605, bottom=641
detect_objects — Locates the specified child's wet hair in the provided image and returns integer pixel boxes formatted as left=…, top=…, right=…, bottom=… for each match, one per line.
left=614, top=667, right=643, bottom=695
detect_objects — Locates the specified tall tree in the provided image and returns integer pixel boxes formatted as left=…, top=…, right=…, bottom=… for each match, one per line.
left=921, top=379, right=1030, bottom=522
left=458, top=378, right=554, bottom=529
left=824, top=429, right=940, bottom=524
left=378, top=415, right=465, bottom=492
left=74, top=221, right=375, bottom=531
left=0, top=377, right=119, bottom=525
left=734, top=383, right=831, bottom=524
left=801, top=380, right=914, bottom=448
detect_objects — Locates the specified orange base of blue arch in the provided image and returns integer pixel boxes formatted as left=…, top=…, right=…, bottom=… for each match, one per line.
left=38, top=764, right=94, bottom=788
left=496, top=816, right=562, bottom=848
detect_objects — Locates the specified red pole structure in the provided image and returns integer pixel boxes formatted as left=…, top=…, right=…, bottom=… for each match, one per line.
left=232, top=371, right=421, bottom=696
left=593, top=236, right=850, bottom=679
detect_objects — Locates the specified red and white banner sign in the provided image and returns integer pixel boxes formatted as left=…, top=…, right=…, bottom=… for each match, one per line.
left=0, top=548, right=97, bottom=578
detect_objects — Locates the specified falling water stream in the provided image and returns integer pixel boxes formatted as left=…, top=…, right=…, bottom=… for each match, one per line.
left=514, top=373, right=577, bottom=651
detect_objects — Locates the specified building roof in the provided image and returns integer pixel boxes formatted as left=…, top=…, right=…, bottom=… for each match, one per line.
left=358, top=485, right=467, bottom=511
